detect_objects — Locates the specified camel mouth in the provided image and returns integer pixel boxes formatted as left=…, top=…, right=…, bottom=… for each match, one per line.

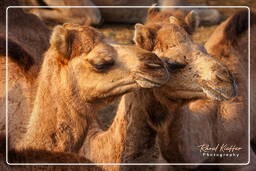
left=134, top=72, right=170, bottom=88
left=105, top=78, right=140, bottom=95
left=201, top=81, right=236, bottom=101
left=89, top=78, right=140, bottom=102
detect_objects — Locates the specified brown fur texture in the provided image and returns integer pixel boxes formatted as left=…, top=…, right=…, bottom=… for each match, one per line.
left=117, top=9, right=253, bottom=171
left=134, top=8, right=236, bottom=101
left=9, top=22, right=169, bottom=164
left=0, top=1, right=50, bottom=149
left=145, top=7, right=199, bottom=34
left=1, top=3, right=169, bottom=167
left=151, top=10, right=255, bottom=171
left=82, top=8, right=236, bottom=171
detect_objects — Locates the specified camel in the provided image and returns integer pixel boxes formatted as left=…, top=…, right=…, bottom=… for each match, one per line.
left=123, top=9, right=255, bottom=171
left=158, top=0, right=221, bottom=26
left=21, top=0, right=153, bottom=25
left=0, top=0, right=50, bottom=148
left=22, top=0, right=102, bottom=26
left=96, top=8, right=251, bottom=171
left=22, top=0, right=221, bottom=26
left=0, top=134, right=104, bottom=171
left=13, top=22, right=169, bottom=158
left=77, top=8, right=236, bottom=171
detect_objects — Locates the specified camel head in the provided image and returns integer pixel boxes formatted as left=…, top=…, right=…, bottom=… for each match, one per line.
left=46, top=24, right=169, bottom=106
left=204, top=10, right=254, bottom=98
left=134, top=11, right=236, bottom=101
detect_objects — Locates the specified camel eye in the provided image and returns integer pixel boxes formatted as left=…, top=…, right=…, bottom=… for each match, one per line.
left=162, top=56, right=186, bottom=72
left=89, top=58, right=115, bottom=72
left=167, top=61, right=186, bottom=71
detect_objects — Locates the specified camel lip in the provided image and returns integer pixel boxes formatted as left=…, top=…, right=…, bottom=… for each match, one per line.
left=90, top=78, right=139, bottom=102
left=134, top=72, right=170, bottom=88
left=201, top=83, right=234, bottom=101
left=135, top=76, right=162, bottom=88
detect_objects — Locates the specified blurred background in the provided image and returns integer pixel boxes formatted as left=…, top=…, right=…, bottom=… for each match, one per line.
left=18, top=0, right=256, bottom=46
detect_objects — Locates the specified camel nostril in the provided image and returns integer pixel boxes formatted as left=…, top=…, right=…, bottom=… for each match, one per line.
left=145, top=62, right=163, bottom=69
left=215, top=70, right=233, bottom=83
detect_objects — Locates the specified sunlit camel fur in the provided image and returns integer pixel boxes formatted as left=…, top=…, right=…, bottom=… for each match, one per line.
left=16, top=23, right=169, bottom=160
left=0, top=3, right=50, bottom=149
left=126, top=10, right=255, bottom=171
left=134, top=8, right=236, bottom=101
left=78, top=8, right=236, bottom=171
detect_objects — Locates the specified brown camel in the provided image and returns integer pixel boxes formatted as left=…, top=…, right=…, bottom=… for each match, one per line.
left=14, top=22, right=169, bottom=158
left=22, top=0, right=102, bottom=26
left=97, top=8, right=250, bottom=171
left=124, top=9, right=255, bottom=171
left=2, top=21, right=169, bottom=168
left=22, top=0, right=221, bottom=26
left=22, top=0, right=154, bottom=25
left=0, top=1, right=50, bottom=149
left=77, top=8, right=236, bottom=171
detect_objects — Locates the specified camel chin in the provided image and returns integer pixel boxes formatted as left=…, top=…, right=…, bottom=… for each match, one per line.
left=201, top=80, right=237, bottom=101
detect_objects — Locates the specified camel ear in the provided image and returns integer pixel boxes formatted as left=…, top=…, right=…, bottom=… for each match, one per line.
left=50, top=25, right=74, bottom=61
left=185, top=10, right=200, bottom=32
left=148, top=4, right=159, bottom=16
left=169, top=16, right=180, bottom=25
left=134, top=23, right=155, bottom=51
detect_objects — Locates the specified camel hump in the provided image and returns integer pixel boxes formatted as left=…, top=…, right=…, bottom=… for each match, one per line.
left=224, top=10, right=256, bottom=44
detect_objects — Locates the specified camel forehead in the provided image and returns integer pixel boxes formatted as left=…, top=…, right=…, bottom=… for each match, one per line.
left=156, top=24, right=190, bottom=46
left=111, top=44, right=150, bottom=57
left=66, top=27, right=110, bottom=58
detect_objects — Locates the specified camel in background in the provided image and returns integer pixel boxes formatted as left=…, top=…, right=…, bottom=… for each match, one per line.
left=21, top=0, right=221, bottom=26
left=0, top=0, right=50, bottom=148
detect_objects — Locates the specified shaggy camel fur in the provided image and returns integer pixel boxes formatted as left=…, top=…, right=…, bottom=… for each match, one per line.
left=0, top=1, right=50, bottom=148
left=125, top=10, right=255, bottom=171
left=78, top=9, right=236, bottom=171
left=15, top=23, right=169, bottom=160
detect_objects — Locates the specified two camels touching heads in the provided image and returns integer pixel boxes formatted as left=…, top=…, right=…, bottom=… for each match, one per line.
left=134, top=9, right=236, bottom=101
left=16, top=23, right=171, bottom=153
left=3, top=6, right=240, bottom=167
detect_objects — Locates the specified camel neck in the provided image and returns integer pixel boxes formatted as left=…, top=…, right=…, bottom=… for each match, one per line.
left=18, top=62, right=96, bottom=153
